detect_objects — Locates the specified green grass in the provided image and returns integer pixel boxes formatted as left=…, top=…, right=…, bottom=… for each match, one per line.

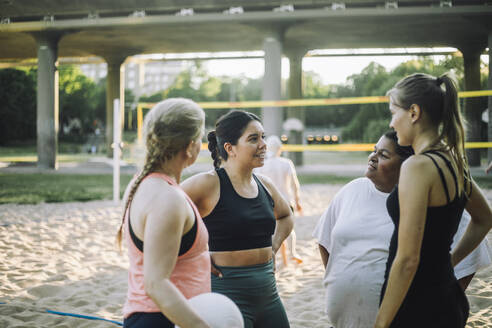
left=0, top=173, right=134, bottom=204
left=0, top=142, right=92, bottom=156
left=0, top=172, right=351, bottom=204
left=0, top=172, right=491, bottom=205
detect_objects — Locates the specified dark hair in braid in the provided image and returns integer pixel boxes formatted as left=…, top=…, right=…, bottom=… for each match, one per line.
left=207, top=110, right=261, bottom=169
left=207, top=131, right=221, bottom=169
left=116, top=98, right=204, bottom=249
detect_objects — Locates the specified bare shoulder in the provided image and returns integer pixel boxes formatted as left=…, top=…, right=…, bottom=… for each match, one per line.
left=255, top=172, right=274, bottom=187
left=146, top=186, right=192, bottom=240
left=280, top=157, right=295, bottom=166
left=138, top=176, right=187, bottom=207
left=181, top=170, right=220, bottom=216
left=255, top=173, right=275, bottom=194
left=131, top=177, right=190, bottom=233
left=402, top=154, right=434, bottom=173
left=181, top=169, right=219, bottom=191
left=400, top=154, right=436, bottom=185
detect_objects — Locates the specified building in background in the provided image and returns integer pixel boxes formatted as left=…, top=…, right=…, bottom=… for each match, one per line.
left=80, top=58, right=184, bottom=98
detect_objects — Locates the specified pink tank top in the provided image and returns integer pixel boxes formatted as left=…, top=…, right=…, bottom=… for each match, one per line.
left=123, top=173, right=211, bottom=318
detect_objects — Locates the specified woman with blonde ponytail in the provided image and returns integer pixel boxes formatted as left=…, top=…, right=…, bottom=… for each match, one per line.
left=375, top=73, right=492, bottom=328
left=117, top=98, right=211, bottom=328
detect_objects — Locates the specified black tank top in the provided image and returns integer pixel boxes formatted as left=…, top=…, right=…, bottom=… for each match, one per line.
left=384, top=150, right=467, bottom=288
left=203, top=168, right=276, bottom=251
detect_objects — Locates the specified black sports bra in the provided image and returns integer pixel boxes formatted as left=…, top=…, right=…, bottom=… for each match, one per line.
left=202, top=168, right=276, bottom=251
left=128, top=210, right=197, bottom=256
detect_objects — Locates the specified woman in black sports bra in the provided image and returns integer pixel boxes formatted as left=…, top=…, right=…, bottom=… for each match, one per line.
left=375, top=73, right=492, bottom=328
left=182, top=110, right=294, bottom=328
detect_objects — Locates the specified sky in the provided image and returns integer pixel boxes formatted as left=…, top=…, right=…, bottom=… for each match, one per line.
left=205, top=56, right=412, bottom=85
left=202, top=48, right=489, bottom=85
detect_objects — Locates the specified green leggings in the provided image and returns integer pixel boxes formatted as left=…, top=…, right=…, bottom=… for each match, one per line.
left=211, top=260, right=290, bottom=328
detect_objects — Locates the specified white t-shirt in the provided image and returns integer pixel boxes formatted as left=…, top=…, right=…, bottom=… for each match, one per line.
left=312, top=177, right=492, bottom=328
left=255, top=156, right=298, bottom=205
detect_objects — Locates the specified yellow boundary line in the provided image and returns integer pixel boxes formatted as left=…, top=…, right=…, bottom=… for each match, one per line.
left=200, top=142, right=492, bottom=152
left=138, top=89, right=492, bottom=110
left=137, top=90, right=492, bottom=141
left=2, top=142, right=491, bottom=163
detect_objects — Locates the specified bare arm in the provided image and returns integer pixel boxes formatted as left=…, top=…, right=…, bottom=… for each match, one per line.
left=318, top=244, right=330, bottom=268
left=258, top=175, right=294, bottom=254
left=143, top=187, right=209, bottom=328
left=375, top=158, right=430, bottom=328
left=451, top=179, right=492, bottom=267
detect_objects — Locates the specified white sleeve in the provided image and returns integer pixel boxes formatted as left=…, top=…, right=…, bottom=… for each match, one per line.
left=452, top=210, right=492, bottom=279
left=312, top=191, right=342, bottom=253
left=287, top=159, right=298, bottom=180
left=287, top=160, right=300, bottom=194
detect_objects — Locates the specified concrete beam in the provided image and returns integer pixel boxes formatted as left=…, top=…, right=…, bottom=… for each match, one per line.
left=1, top=6, right=491, bottom=61
left=261, top=27, right=283, bottom=137
left=33, top=32, right=62, bottom=169
left=1, top=0, right=457, bottom=19
left=2, top=6, right=491, bottom=34
left=460, top=44, right=485, bottom=167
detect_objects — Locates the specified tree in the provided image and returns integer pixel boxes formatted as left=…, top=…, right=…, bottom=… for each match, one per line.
left=138, top=91, right=164, bottom=103
left=340, top=55, right=475, bottom=143
left=58, top=65, right=99, bottom=141
left=0, top=68, right=37, bottom=144
left=303, top=71, right=357, bottom=128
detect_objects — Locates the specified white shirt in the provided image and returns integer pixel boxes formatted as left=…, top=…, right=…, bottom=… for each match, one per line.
left=312, top=177, right=492, bottom=328
left=255, top=156, right=299, bottom=205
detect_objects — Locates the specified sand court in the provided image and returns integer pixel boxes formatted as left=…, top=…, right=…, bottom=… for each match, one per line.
left=0, top=185, right=491, bottom=328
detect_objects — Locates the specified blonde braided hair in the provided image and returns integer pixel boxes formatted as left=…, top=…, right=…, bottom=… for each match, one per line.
left=116, top=98, right=204, bottom=249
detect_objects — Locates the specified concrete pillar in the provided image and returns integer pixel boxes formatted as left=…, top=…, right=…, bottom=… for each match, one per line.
left=461, top=45, right=485, bottom=167
left=488, top=32, right=492, bottom=163
left=285, top=48, right=307, bottom=166
left=104, top=56, right=126, bottom=157
left=34, top=32, right=62, bottom=169
left=262, top=29, right=283, bottom=137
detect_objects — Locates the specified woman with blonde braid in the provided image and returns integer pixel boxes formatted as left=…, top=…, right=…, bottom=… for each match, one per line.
left=116, top=98, right=211, bottom=328
left=375, top=73, right=492, bottom=328
left=182, top=110, right=293, bottom=328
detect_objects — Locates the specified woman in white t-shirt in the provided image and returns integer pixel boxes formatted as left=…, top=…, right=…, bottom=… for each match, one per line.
left=312, top=131, right=492, bottom=328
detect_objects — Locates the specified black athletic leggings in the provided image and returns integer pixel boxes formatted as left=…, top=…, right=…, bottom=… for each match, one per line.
left=124, top=312, right=174, bottom=328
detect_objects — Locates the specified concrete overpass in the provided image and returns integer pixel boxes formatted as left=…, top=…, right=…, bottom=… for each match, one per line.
left=1, top=0, right=491, bottom=168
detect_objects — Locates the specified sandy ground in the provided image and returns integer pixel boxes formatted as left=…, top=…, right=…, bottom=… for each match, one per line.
left=0, top=184, right=491, bottom=328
